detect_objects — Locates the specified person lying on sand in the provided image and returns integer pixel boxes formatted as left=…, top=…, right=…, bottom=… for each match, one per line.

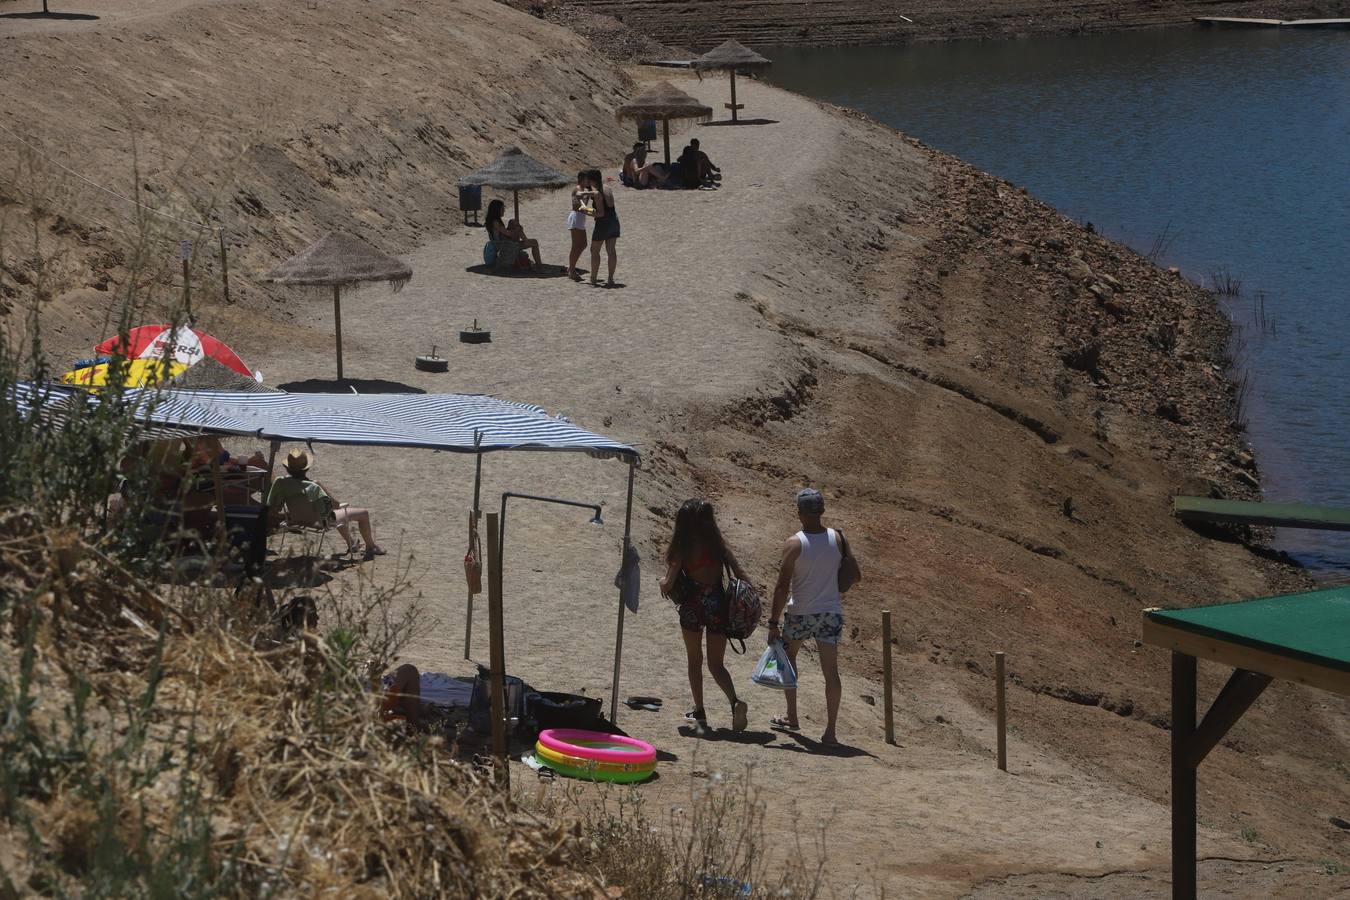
left=678, top=138, right=721, bottom=189
left=367, top=661, right=423, bottom=725
left=484, top=198, right=543, bottom=267
left=266, top=449, right=386, bottom=559
left=621, top=143, right=675, bottom=189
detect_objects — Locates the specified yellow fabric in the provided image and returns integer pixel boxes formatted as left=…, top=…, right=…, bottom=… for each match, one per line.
left=61, top=359, right=187, bottom=388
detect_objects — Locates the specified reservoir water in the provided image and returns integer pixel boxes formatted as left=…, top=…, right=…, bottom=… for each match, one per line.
left=765, top=28, right=1350, bottom=577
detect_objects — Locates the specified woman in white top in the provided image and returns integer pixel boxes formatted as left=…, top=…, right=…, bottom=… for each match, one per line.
left=566, top=170, right=590, bottom=282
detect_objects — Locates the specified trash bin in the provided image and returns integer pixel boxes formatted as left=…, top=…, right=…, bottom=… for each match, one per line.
left=637, top=119, right=657, bottom=147
left=458, top=183, right=482, bottom=225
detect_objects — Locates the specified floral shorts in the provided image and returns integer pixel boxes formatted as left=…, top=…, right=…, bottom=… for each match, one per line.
left=677, top=583, right=726, bottom=634
left=783, top=612, right=844, bottom=645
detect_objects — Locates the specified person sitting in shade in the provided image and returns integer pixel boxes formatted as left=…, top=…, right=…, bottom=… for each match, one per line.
left=266, top=449, right=386, bottom=559
left=621, top=142, right=675, bottom=189
left=484, top=198, right=543, bottom=268
left=678, top=138, right=721, bottom=189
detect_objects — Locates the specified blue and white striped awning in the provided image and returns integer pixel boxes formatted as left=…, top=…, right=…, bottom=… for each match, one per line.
left=8, top=382, right=638, bottom=461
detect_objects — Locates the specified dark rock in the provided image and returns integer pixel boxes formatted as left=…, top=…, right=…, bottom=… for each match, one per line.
left=1156, top=400, right=1186, bottom=424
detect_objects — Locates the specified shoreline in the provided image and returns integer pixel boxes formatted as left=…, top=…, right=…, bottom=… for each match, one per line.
left=552, top=0, right=1350, bottom=51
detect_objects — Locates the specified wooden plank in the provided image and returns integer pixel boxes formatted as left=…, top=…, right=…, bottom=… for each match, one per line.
left=485, top=512, right=510, bottom=790
left=1173, top=496, right=1350, bottom=532
left=995, top=651, right=1006, bottom=771
left=1183, top=669, right=1271, bottom=769
left=882, top=610, right=895, bottom=745
left=1194, top=16, right=1283, bottom=26
left=1172, top=652, right=1198, bottom=900
left=1143, top=617, right=1350, bottom=697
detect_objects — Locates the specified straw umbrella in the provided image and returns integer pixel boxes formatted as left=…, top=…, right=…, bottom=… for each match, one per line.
left=692, top=40, right=772, bottom=123
left=615, top=82, right=713, bottom=165
left=458, top=147, right=571, bottom=227
left=262, top=232, right=412, bottom=381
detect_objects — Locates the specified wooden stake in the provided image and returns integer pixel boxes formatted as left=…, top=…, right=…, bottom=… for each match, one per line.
left=662, top=119, right=671, bottom=165
left=218, top=231, right=232, bottom=304
left=332, top=284, right=344, bottom=381
left=882, top=609, right=895, bottom=745
left=730, top=71, right=739, bottom=122
left=485, top=512, right=510, bottom=790
left=995, top=651, right=1007, bottom=771
left=512, top=188, right=520, bottom=227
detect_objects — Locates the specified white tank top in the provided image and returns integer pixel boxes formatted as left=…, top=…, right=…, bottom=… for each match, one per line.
left=787, top=528, right=843, bottom=616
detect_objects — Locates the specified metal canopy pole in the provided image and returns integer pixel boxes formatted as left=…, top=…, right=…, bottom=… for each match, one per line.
left=610, top=459, right=637, bottom=726
left=464, top=430, right=483, bottom=660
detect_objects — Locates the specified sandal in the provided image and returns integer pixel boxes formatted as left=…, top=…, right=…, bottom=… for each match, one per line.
left=769, top=716, right=799, bottom=732
left=684, top=708, right=708, bottom=726
left=363, top=545, right=388, bottom=560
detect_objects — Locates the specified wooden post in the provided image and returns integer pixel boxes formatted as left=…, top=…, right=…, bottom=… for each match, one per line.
left=995, top=651, right=1007, bottom=771
left=264, top=440, right=280, bottom=493
left=181, top=245, right=192, bottom=319
left=882, top=609, right=895, bottom=744
left=512, top=188, right=520, bottom=227
left=464, top=431, right=483, bottom=660
left=730, top=71, right=739, bottom=123
left=662, top=119, right=671, bottom=165
left=209, top=455, right=228, bottom=547
left=332, top=284, right=344, bottom=381
left=218, top=231, right=232, bottom=304
left=1172, top=652, right=1197, bottom=900
left=485, top=512, right=510, bottom=790
left=609, top=460, right=637, bottom=725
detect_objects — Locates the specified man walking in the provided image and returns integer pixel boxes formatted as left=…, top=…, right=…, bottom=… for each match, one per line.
left=767, top=488, right=859, bottom=746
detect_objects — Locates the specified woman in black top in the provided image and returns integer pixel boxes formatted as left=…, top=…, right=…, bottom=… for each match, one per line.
left=584, top=168, right=619, bottom=287
left=484, top=198, right=542, bottom=267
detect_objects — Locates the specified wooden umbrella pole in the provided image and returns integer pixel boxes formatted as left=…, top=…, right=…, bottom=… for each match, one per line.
left=485, top=512, right=510, bottom=790
left=730, top=71, right=739, bottom=122
left=513, top=189, right=520, bottom=225
left=662, top=119, right=671, bottom=165
left=332, top=284, right=344, bottom=381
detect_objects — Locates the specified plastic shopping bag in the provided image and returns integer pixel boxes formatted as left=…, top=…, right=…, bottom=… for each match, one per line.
left=751, top=640, right=797, bottom=691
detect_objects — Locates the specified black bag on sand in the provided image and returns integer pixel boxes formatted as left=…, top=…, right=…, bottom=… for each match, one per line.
left=469, top=665, right=528, bottom=736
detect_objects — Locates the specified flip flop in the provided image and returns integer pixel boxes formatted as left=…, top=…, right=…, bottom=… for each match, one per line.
left=769, top=716, right=799, bottom=732
left=624, top=696, right=663, bottom=710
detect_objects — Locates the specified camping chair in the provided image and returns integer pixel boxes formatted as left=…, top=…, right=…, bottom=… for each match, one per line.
left=274, top=493, right=352, bottom=567
left=489, top=238, right=525, bottom=272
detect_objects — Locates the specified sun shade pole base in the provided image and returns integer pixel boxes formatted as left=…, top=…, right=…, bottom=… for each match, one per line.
left=332, top=284, right=344, bottom=381
left=610, top=459, right=637, bottom=726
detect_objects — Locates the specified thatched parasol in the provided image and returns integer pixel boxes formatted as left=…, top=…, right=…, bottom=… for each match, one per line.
left=692, top=40, right=772, bottom=123
left=615, top=82, right=713, bottom=164
left=263, top=232, right=412, bottom=381
left=458, top=147, right=571, bottom=226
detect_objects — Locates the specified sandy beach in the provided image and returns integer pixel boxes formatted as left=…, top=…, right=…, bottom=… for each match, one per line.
left=2, top=0, right=1347, bottom=894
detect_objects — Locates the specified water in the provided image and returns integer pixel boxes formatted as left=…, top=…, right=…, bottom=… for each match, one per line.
left=765, top=29, right=1350, bottom=576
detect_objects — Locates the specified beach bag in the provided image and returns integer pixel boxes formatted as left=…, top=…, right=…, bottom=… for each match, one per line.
left=837, top=529, right=861, bottom=594
left=482, top=241, right=497, bottom=267
left=751, top=640, right=797, bottom=690
left=464, top=512, right=482, bottom=595
left=721, top=564, right=762, bottom=654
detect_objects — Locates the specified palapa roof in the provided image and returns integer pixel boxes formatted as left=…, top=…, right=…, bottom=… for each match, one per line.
left=263, top=232, right=412, bottom=290
left=457, top=147, right=571, bottom=191
left=615, top=81, right=713, bottom=123
left=693, top=40, right=772, bottom=73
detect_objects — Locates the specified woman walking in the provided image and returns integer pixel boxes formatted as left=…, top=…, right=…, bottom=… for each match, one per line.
left=566, top=170, right=590, bottom=282
left=585, top=168, right=619, bottom=287
left=660, top=499, right=749, bottom=732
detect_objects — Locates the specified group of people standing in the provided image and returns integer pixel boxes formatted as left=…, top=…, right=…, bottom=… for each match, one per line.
left=660, top=489, right=858, bottom=747
left=481, top=168, right=620, bottom=287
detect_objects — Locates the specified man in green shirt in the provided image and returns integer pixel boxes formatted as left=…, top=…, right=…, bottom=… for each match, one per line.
left=267, top=449, right=385, bottom=559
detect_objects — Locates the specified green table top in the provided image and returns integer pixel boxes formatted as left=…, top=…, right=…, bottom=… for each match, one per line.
left=1146, top=586, right=1350, bottom=673
left=1174, top=496, right=1350, bottom=532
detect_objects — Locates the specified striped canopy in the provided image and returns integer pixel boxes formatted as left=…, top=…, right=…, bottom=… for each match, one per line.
left=9, top=382, right=638, bottom=461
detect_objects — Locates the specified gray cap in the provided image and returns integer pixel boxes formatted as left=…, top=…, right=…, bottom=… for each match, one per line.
left=796, top=488, right=825, bottom=514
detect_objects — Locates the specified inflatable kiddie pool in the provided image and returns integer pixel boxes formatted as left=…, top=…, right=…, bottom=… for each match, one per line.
left=533, top=729, right=656, bottom=783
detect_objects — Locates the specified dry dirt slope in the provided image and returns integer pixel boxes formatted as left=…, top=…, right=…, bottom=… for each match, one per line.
left=560, top=0, right=1350, bottom=48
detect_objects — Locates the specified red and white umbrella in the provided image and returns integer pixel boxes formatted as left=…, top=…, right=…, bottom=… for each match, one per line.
left=95, top=325, right=258, bottom=381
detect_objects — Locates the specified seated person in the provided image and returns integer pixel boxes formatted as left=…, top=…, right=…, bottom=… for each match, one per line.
left=621, top=143, right=675, bottom=189
left=266, top=449, right=386, bottom=559
left=678, top=138, right=721, bottom=189
left=185, top=436, right=267, bottom=505
left=371, top=661, right=423, bottom=725
left=483, top=199, right=542, bottom=267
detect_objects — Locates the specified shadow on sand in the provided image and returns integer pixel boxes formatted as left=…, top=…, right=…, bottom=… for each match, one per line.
left=464, top=263, right=573, bottom=279
left=677, top=724, right=777, bottom=745
left=0, top=10, right=99, bottom=19
left=701, top=118, right=780, bottom=127
left=277, top=378, right=426, bottom=394
left=773, top=731, right=876, bottom=758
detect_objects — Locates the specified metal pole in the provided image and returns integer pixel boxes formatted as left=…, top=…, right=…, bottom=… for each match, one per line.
left=465, top=431, right=482, bottom=660
left=882, top=609, right=895, bottom=744
left=332, top=285, right=344, bottom=381
left=609, top=459, right=637, bottom=725
left=1172, top=652, right=1197, bottom=900
left=486, top=512, right=509, bottom=791
left=995, top=651, right=1007, bottom=771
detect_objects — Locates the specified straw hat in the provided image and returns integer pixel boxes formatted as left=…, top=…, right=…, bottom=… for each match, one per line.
left=285, top=449, right=312, bottom=473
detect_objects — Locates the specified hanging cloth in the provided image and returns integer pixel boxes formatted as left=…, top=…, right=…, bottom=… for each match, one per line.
left=464, top=512, right=483, bottom=595
left=615, top=543, right=640, bottom=613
